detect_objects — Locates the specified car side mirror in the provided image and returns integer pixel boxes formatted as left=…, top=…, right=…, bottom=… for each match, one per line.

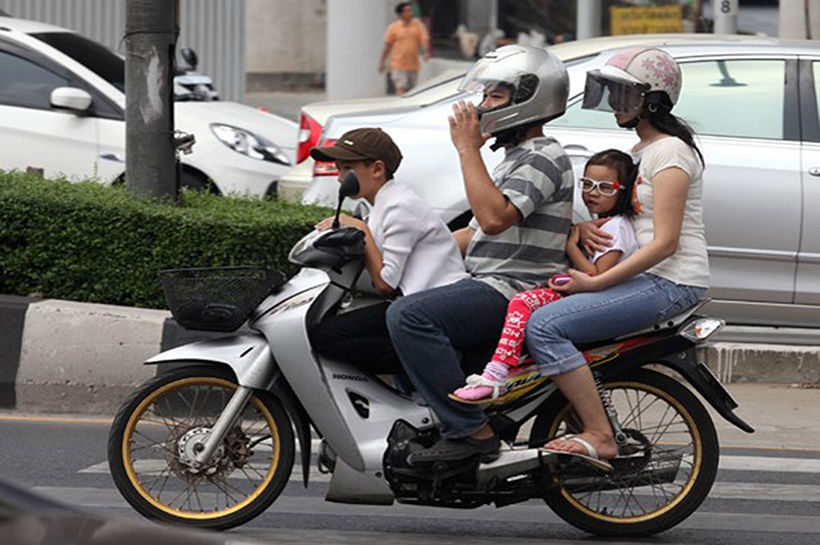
left=50, top=87, right=92, bottom=113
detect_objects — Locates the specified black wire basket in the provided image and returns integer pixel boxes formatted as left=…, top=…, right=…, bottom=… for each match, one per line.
left=158, top=266, right=285, bottom=332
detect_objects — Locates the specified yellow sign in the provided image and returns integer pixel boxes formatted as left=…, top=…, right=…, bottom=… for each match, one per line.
left=611, top=6, right=684, bottom=35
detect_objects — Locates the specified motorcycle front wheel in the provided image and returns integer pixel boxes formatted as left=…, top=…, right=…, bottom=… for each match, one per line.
left=108, top=365, right=295, bottom=530
left=530, top=368, right=719, bottom=537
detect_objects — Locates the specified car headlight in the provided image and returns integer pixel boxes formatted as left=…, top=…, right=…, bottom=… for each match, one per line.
left=210, top=123, right=290, bottom=165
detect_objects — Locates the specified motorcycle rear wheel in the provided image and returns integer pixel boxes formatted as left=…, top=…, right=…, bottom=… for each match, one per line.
left=108, top=365, right=294, bottom=530
left=530, top=368, right=718, bottom=536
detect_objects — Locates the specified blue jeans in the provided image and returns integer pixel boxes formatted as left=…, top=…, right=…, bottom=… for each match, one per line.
left=385, top=278, right=510, bottom=439
left=526, top=273, right=707, bottom=376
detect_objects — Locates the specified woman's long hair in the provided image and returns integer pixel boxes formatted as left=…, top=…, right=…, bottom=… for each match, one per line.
left=643, top=91, right=704, bottom=166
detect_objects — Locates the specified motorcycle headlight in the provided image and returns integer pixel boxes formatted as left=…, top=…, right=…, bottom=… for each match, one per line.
left=210, top=123, right=290, bottom=165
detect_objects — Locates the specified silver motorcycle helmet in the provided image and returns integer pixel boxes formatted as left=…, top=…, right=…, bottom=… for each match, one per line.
left=458, top=44, right=569, bottom=135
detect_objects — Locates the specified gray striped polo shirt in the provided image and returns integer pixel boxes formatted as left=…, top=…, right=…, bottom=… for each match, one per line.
left=464, top=135, right=574, bottom=299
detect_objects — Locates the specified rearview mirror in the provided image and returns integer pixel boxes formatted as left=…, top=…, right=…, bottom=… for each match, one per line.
left=50, top=87, right=92, bottom=113
left=181, top=47, right=198, bottom=70
left=332, top=171, right=360, bottom=229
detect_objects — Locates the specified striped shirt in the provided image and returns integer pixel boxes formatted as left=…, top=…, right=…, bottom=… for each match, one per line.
left=464, top=136, right=574, bottom=299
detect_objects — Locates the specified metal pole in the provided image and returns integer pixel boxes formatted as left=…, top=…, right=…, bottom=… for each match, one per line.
left=124, top=0, right=178, bottom=199
left=576, top=0, right=602, bottom=40
left=713, top=0, right=738, bottom=34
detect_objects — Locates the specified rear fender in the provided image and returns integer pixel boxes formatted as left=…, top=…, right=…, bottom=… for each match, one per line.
left=598, top=343, right=755, bottom=434
left=655, top=348, right=754, bottom=433
left=145, top=334, right=316, bottom=486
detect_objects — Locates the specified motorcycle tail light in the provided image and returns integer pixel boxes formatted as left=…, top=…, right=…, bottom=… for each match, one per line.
left=680, top=317, right=724, bottom=344
left=296, top=112, right=322, bottom=163
left=312, top=138, right=339, bottom=176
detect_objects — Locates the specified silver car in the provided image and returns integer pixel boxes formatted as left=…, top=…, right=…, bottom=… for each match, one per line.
left=300, top=37, right=820, bottom=329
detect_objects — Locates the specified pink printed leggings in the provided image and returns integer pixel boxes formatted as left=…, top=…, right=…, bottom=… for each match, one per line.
left=491, top=288, right=563, bottom=367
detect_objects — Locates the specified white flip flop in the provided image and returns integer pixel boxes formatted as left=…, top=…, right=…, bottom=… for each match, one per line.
left=540, top=434, right=614, bottom=472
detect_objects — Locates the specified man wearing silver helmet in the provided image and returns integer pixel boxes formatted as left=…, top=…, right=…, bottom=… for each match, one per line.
left=386, top=45, right=574, bottom=463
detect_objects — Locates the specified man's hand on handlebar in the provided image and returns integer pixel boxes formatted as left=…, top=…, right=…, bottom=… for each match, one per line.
left=315, top=214, right=366, bottom=232
left=577, top=218, right=614, bottom=255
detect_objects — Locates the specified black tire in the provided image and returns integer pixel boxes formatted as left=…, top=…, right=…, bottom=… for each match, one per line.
left=530, top=368, right=719, bottom=537
left=180, top=168, right=219, bottom=194
left=108, top=365, right=294, bottom=530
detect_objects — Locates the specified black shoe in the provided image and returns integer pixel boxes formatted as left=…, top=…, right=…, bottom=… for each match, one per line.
left=407, top=436, right=501, bottom=465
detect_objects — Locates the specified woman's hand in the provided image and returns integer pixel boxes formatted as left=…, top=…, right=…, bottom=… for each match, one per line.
left=315, top=214, right=366, bottom=232
left=548, top=268, right=602, bottom=294
left=577, top=218, right=613, bottom=255
left=449, top=100, right=490, bottom=154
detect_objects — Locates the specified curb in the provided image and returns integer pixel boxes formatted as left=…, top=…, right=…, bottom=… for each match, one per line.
left=0, top=295, right=229, bottom=414
left=1, top=295, right=819, bottom=415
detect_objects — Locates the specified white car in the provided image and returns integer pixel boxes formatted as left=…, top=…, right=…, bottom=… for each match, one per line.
left=0, top=16, right=296, bottom=196
left=298, top=36, right=820, bottom=330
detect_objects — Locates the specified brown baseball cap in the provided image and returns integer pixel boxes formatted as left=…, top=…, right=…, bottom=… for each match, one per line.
left=310, top=127, right=403, bottom=175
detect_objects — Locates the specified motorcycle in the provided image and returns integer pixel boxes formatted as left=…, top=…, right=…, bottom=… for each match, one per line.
left=107, top=173, right=753, bottom=537
left=173, top=47, right=219, bottom=101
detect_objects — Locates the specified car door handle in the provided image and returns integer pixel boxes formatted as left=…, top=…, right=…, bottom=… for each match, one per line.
left=809, top=167, right=820, bottom=177
left=564, top=144, right=594, bottom=158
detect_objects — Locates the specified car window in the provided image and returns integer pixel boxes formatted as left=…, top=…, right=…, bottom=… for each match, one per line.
left=0, top=50, right=68, bottom=109
left=548, top=96, right=623, bottom=130
left=814, top=61, right=820, bottom=121
left=31, top=32, right=124, bottom=92
left=675, top=59, right=785, bottom=140
left=549, top=58, right=787, bottom=140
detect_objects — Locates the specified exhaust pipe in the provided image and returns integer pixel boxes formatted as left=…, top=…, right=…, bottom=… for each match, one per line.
left=476, top=448, right=553, bottom=486
left=476, top=447, right=684, bottom=489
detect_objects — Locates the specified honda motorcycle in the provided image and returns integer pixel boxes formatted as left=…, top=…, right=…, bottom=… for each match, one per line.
left=108, top=173, right=753, bottom=537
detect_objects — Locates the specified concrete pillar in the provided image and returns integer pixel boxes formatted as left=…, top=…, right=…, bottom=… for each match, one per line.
left=779, top=0, right=806, bottom=39
left=809, top=0, right=820, bottom=39
left=326, top=0, right=391, bottom=100
left=713, top=0, right=738, bottom=34
left=576, top=0, right=602, bottom=40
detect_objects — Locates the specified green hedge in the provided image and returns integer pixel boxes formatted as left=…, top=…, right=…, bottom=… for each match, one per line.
left=0, top=171, right=332, bottom=309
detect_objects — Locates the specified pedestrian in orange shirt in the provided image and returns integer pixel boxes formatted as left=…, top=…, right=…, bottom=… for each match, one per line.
left=378, top=2, right=430, bottom=95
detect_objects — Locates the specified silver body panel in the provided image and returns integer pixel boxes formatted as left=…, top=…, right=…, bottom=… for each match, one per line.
left=145, top=336, right=276, bottom=391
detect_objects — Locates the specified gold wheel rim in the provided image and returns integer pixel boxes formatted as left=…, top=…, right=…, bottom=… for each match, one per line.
left=121, top=376, right=281, bottom=520
left=551, top=380, right=703, bottom=524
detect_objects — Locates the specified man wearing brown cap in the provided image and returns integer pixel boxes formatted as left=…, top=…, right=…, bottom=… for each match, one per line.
left=308, top=128, right=467, bottom=374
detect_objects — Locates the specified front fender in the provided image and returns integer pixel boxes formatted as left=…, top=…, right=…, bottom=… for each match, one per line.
left=146, top=334, right=316, bottom=487
left=146, top=334, right=276, bottom=390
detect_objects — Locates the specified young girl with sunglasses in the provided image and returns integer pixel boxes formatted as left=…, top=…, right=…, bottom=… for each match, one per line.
left=451, top=149, right=638, bottom=403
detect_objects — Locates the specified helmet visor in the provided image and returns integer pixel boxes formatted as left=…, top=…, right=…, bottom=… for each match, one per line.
left=458, top=58, right=530, bottom=103
left=582, top=70, right=648, bottom=114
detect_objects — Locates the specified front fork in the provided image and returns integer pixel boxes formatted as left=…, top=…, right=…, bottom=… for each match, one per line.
left=193, top=385, right=253, bottom=467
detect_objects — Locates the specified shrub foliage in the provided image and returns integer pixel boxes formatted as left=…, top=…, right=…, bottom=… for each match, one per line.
left=0, top=171, right=331, bottom=309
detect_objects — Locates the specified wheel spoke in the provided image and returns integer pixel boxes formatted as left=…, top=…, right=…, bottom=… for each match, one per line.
left=114, top=371, right=292, bottom=523
left=550, top=375, right=713, bottom=527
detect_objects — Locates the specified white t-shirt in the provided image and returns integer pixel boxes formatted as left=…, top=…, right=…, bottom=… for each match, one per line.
left=590, top=215, right=638, bottom=264
left=367, top=180, right=467, bottom=295
left=631, top=137, right=710, bottom=288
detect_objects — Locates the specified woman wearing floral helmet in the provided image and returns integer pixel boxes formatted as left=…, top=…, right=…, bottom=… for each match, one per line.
left=525, top=47, right=709, bottom=466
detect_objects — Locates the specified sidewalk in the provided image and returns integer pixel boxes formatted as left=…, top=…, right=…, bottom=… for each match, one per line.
left=707, top=383, right=820, bottom=451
